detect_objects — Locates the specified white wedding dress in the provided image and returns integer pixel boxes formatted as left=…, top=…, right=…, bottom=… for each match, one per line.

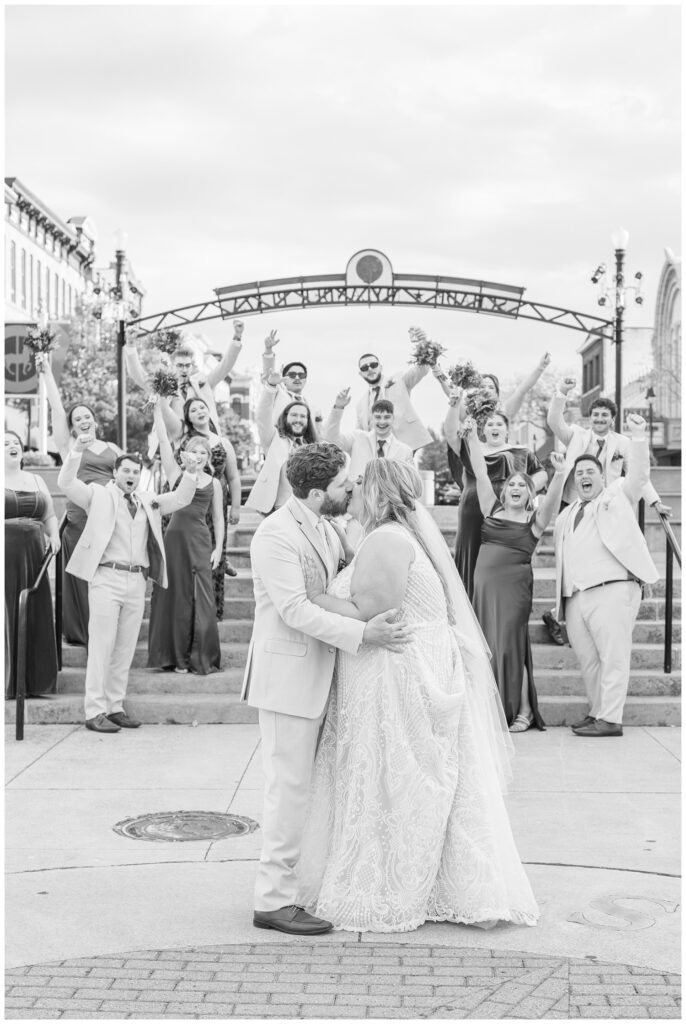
left=296, top=522, right=539, bottom=932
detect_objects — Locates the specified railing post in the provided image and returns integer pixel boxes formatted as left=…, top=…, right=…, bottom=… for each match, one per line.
left=15, top=590, right=28, bottom=742
left=55, top=543, right=63, bottom=671
left=664, top=531, right=673, bottom=675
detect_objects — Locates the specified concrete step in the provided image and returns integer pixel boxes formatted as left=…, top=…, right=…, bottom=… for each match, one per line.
left=7, top=692, right=679, bottom=728
left=57, top=666, right=245, bottom=695
left=5, top=693, right=257, bottom=726
left=61, top=642, right=250, bottom=671
left=535, top=695, right=680, bottom=728
left=533, top=670, right=681, bottom=697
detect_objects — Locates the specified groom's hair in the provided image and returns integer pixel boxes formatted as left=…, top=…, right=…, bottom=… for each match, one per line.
left=286, top=442, right=347, bottom=498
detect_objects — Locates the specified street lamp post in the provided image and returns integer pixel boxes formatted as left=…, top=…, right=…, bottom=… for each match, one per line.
left=645, top=385, right=656, bottom=461
left=591, top=228, right=643, bottom=433
left=113, top=229, right=128, bottom=449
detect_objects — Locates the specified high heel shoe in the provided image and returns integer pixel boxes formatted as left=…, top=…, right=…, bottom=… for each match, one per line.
left=509, top=714, right=532, bottom=733
left=224, top=560, right=238, bottom=577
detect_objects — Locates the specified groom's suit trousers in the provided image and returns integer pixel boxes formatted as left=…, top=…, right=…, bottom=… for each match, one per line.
left=255, top=708, right=325, bottom=912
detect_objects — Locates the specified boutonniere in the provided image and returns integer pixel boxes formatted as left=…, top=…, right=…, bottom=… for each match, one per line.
left=385, top=378, right=395, bottom=390
left=611, top=451, right=623, bottom=462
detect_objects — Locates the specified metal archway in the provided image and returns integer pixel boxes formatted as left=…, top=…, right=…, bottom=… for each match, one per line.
left=129, top=248, right=613, bottom=340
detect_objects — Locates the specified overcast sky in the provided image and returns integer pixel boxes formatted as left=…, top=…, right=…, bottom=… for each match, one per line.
left=6, top=4, right=681, bottom=429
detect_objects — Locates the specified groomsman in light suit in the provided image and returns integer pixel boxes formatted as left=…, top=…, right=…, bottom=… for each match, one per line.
left=553, top=414, right=659, bottom=737
left=58, top=439, right=199, bottom=733
left=323, top=390, right=414, bottom=480
left=243, top=442, right=412, bottom=935
left=355, top=350, right=443, bottom=452
left=260, top=330, right=323, bottom=428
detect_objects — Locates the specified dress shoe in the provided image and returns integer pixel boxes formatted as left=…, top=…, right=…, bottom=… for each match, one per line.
left=85, top=714, right=120, bottom=733
left=542, top=610, right=565, bottom=646
left=253, top=905, right=333, bottom=935
left=573, top=719, right=623, bottom=737
left=107, top=710, right=141, bottom=729
left=571, top=715, right=596, bottom=731
left=225, top=560, right=238, bottom=577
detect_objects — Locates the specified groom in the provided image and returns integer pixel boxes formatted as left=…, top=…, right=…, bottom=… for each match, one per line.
left=242, top=442, right=412, bottom=935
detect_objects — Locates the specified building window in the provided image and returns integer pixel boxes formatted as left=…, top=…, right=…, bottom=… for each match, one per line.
left=36, top=259, right=42, bottom=311
left=29, top=254, right=34, bottom=315
left=62, top=277, right=66, bottom=316
left=54, top=272, right=59, bottom=316
left=20, top=248, right=27, bottom=309
left=10, top=240, right=16, bottom=303
left=45, top=267, right=51, bottom=316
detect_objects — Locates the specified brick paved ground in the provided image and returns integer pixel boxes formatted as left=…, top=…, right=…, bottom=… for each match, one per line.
left=5, top=942, right=681, bottom=1019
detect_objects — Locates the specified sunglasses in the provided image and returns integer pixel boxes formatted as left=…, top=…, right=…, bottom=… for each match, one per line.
left=284, top=371, right=307, bottom=379
left=359, top=361, right=379, bottom=372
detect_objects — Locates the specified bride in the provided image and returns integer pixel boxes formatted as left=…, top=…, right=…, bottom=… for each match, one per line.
left=296, top=458, right=539, bottom=932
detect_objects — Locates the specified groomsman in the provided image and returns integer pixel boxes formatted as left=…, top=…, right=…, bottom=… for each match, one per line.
left=124, top=320, right=245, bottom=439
left=58, top=439, right=199, bottom=733
left=355, top=351, right=441, bottom=452
left=323, top=390, right=414, bottom=479
left=261, top=330, right=323, bottom=428
left=552, top=414, right=659, bottom=737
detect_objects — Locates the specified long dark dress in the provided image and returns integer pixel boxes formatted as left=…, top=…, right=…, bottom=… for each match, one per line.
left=61, top=444, right=119, bottom=645
left=148, top=480, right=221, bottom=674
left=472, top=504, right=545, bottom=730
left=448, top=440, right=544, bottom=602
left=5, top=489, right=58, bottom=698
left=208, top=442, right=229, bottom=621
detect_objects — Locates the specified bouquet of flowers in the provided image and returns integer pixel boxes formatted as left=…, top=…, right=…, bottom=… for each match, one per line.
left=24, top=327, right=58, bottom=357
left=447, top=361, right=482, bottom=391
left=465, top=391, right=498, bottom=423
left=150, top=328, right=184, bottom=356
left=146, top=369, right=179, bottom=406
left=408, top=326, right=445, bottom=367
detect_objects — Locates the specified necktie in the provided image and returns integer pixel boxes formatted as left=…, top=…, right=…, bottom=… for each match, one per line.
left=596, top=439, right=606, bottom=456
left=572, top=500, right=589, bottom=531
left=316, top=520, right=333, bottom=576
left=180, top=383, right=189, bottom=402
left=124, top=492, right=137, bottom=519
left=377, top=439, right=386, bottom=458
left=371, top=385, right=381, bottom=406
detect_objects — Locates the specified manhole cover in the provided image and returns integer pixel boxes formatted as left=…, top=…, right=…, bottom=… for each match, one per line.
left=113, top=811, right=259, bottom=843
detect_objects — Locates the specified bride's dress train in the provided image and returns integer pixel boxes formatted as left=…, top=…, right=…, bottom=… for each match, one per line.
left=296, top=523, right=539, bottom=932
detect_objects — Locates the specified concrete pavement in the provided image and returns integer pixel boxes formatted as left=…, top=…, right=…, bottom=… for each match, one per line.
left=5, top=723, right=681, bottom=1019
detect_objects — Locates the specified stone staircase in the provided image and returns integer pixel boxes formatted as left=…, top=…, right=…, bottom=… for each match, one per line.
left=8, top=470, right=681, bottom=729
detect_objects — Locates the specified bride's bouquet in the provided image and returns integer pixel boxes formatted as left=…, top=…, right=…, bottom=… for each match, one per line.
left=150, top=328, right=184, bottom=356
left=465, top=390, right=498, bottom=422
left=408, top=326, right=445, bottom=367
left=146, top=368, right=179, bottom=407
left=24, top=327, right=58, bottom=357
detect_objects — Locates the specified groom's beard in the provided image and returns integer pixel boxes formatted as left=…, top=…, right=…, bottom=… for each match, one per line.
left=320, top=493, right=350, bottom=517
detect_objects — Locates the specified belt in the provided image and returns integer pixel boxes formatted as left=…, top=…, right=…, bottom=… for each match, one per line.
left=99, top=561, right=149, bottom=577
left=583, top=578, right=638, bottom=592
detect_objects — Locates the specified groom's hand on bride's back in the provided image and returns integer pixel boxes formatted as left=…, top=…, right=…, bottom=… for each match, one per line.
left=362, top=609, right=413, bottom=651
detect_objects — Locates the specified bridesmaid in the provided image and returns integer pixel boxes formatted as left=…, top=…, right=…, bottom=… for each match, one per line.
left=37, top=354, right=121, bottom=645
left=5, top=431, right=60, bottom=698
left=147, top=401, right=223, bottom=674
left=466, top=421, right=567, bottom=732
left=445, top=397, right=547, bottom=602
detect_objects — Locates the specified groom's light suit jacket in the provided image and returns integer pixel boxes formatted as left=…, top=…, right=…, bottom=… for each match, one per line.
left=241, top=497, right=366, bottom=719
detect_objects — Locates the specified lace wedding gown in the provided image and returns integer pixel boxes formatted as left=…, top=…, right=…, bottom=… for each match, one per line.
left=296, top=523, right=539, bottom=932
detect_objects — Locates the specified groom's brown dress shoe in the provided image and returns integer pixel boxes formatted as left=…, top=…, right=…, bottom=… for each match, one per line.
left=253, top=905, right=333, bottom=935
left=573, top=719, right=623, bottom=737
left=571, top=715, right=596, bottom=731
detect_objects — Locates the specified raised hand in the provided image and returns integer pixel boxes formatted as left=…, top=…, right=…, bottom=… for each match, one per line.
left=233, top=320, right=245, bottom=340
left=72, top=433, right=93, bottom=453
left=549, top=451, right=566, bottom=473
left=266, top=370, right=283, bottom=388
left=625, top=413, right=647, bottom=438
left=538, top=352, right=552, bottom=372
left=181, top=450, right=201, bottom=474
left=334, top=387, right=352, bottom=409
left=264, top=330, right=280, bottom=352
left=559, top=377, right=576, bottom=396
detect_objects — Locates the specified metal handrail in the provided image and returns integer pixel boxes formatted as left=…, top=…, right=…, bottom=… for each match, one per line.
left=655, top=511, right=681, bottom=676
left=15, top=513, right=67, bottom=741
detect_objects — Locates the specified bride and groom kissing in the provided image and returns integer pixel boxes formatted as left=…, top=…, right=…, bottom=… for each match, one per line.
left=241, top=441, right=539, bottom=936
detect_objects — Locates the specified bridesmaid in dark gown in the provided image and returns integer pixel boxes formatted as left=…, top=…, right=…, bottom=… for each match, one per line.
left=466, top=424, right=567, bottom=732
left=445, top=410, right=547, bottom=602
left=37, top=354, right=120, bottom=645
left=147, top=403, right=223, bottom=674
left=4, top=431, right=60, bottom=698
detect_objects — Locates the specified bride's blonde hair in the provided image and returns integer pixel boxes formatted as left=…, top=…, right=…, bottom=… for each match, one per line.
left=360, top=458, right=455, bottom=622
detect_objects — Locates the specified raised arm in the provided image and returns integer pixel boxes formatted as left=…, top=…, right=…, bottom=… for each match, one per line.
left=443, top=387, right=467, bottom=455
left=322, top=389, right=354, bottom=452
left=261, top=329, right=279, bottom=379
left=463, top=419, right=498, bottom=516
left=123, top=338, right=150, bottom=391
left=256, top=378, right=279, bottom=449
left=400, top=362, right=430, bottom=392
left=546, top=377, right=576, bottom=447
left=205, top=320, right=244, bottom=389
left=531, top=452, right=566, bottom=538
left=620, top=415, right=651, bottom=506
left=209, top=478, right=225, bottom=569
left=35, top=354, right=70, bottom=455
left=502, top=351, right=550, bottom=421
left=152, top=399, right=182, bottom=487
left=57, top=446, right=93, bottom=510
left=154, top=462, right=198, bottom=514
left=432, top=363, right=452, bottom=399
